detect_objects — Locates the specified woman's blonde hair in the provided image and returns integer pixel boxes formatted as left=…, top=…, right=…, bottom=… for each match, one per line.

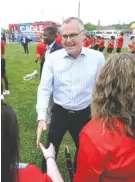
left=93, top=53, right=135, bottom=139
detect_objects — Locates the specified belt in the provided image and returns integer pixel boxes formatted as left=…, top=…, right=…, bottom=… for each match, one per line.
left=54, top=104, right=90, bottom=115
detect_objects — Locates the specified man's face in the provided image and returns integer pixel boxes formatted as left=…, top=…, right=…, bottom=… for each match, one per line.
left=43, top=31, right=55, bottom=45
left=61, top=20, right=85, bottom=57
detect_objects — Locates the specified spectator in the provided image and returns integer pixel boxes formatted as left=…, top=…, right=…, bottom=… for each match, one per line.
left=21, top=34, right=29, bottom=54
left=35, top=33, right=46, bottom=77
left=1, top=102, right=64, bottom=182
left=1, top=38, right=10, bottom=100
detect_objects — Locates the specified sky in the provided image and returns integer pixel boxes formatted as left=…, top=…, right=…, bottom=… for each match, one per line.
left=0, top=0, right=135, bottom=29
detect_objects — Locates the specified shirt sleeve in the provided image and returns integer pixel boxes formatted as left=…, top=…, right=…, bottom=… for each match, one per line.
left=74, top=131, right=108, bottom=182
left=36, top=54, right=54, bottom=121
left=96, top=53, right=105, bottom=81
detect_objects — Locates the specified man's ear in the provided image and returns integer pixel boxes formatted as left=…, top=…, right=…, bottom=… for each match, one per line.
left=82, top=33, right=86, bottom=42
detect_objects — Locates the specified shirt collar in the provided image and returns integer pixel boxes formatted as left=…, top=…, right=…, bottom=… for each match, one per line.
left=63, top=46, right=87, bottom=58
left=47, top=41, right=55, bottom=50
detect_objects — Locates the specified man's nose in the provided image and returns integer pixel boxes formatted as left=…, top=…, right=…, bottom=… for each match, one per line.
left=66, top=36, right=72, bottom=42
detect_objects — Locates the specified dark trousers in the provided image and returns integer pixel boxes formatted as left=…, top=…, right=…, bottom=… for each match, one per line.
left=99, top=47, right=105, bottom=52
left=23, top=44, right=29, bottom=54
left=93, top=44, right=99, bottom=50
left=41, top=104, right=91, bottom=172
left=116, top=47, right=121, bottom=53
left=1, top=58, right=9, bottom=93
left=107, top=48, right=113, bottom=53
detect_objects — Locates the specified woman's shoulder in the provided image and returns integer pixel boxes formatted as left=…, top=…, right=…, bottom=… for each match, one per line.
left=80, top=117, right=127, bottom=150
left=81, top=117, right=102, bottom=135
left=81, top=117, right=125, bottom=135
left=19, top=163, right=52, bottom=182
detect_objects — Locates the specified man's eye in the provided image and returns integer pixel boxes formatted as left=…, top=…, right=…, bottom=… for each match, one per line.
left=70, top=34, right=77, bottom=38
left=63, top=35, right=68, bottom=39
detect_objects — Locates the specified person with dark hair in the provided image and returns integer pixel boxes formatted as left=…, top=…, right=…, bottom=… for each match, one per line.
left=40, top=26, right=62, bottom=77
left=98, top=37, right=105, bottom=52
left=1, top=102, right=64, bottom=182
left=93, top=36, right=100, bottom=50
left=1, top=38, right=10, bottom=100
left=74, top=53, right=135, bottom=182
left=83, top=36, right=91, bottom=48
left=107, top=36, right=115, bottom=53
left=116, top=32, right=124, bottom=53
left=21, top=34, right=29, bottom=54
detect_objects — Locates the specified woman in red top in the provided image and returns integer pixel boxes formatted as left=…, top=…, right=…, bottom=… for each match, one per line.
left=1, top=102, right=64, bottom=182
left=74, top=53, right=135, bottom=182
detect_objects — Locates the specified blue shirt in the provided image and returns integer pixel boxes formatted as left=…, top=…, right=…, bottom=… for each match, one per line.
left=36, top=47, right=105, bottom=121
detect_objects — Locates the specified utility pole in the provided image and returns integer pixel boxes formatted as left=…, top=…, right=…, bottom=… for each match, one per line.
left=78, top=1, right=80, bottom=19
left=97, top=20, right=100, bottom=31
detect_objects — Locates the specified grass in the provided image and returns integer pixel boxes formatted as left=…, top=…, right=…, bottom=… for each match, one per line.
left=4, top=44, right=128, bottom=181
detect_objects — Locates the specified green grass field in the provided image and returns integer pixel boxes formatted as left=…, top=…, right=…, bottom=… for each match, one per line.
left=4, top=44, right=128, bottom=181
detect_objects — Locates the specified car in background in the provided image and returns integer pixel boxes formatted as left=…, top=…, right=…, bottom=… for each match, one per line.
left=95, top=31, right=104, bottom=37
left=103, top=30, right=118, bottom=39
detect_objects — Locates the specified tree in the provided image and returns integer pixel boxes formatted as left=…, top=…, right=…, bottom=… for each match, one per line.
left=84, top=23, right=97, bottom=31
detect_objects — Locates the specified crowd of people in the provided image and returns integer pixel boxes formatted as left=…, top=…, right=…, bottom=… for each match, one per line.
left=1, top=17, right=135, bottom=182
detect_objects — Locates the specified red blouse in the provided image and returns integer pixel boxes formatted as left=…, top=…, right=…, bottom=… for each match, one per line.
left=19, top=164, right=52, bottom=182
left=74, top=118, right=135, bottom=182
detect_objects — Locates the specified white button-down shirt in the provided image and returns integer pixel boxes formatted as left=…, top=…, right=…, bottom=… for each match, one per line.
left=36, top=47, right=105, bottom=121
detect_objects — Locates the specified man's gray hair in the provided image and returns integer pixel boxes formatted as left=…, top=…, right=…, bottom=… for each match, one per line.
left=62, top=17, right=85, bottom=32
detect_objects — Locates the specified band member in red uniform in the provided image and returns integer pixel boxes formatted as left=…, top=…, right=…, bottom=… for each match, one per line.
left=36, top=35, right=46, bottom=62
left=90, top=35, right=95, bottom=49
left=83, top=36, right=91, bottom=48
left=116, top=32, right=124, bottom=53
left=1, top=38, right=10, bottom=100
left=128, top=38, right=135, bottom=54
left=107, top=36, right=115, bottom=53
left=56, top=33, right=62, bottom=46
left=99, top=37, right=105, bottom=52
left=93, top=36, right=100, bottom=50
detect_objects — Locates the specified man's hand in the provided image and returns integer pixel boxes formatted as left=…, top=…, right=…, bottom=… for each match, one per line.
left=36, top=120, right=48, bottom=148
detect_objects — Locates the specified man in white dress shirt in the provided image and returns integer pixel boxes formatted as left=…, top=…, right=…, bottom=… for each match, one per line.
left=36, top=17, right=105, bottom=172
